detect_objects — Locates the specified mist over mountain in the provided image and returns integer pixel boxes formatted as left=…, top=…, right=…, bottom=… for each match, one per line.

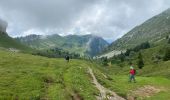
left=17, top=34, right=109, bottom=57
left=0, top=19, right=32, bottom=52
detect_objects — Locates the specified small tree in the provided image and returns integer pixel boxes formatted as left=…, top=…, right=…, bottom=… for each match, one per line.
left=125, top=49, right=131, bottom=56
left=138, top=59, right=144, bottom=69
left=163, top=46, right=170, bottom=61
left=129, top=61, right=133, bottom=65
left=118, top=52, right=125, bottom=62
left=168, top=38, right=170, bottom=44
left=166, top=35, right=169, bottom=39
left=101, top=57, right=108, bottom=66
left=129, top=51, right=135, bottom=58
left=138, top=52, right=142, bottom=59
left=137, top=52, right=144, bottom=69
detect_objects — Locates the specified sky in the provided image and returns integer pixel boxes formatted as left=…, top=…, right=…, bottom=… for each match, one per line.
left=0, top=0, right=170, bottom=42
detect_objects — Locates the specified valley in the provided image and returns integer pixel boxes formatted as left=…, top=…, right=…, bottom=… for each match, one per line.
left=0, top=47, right=170, bottom=100
left=0, top=3, right=170, bottom=100
left=16, top=34, right=109, bottom=57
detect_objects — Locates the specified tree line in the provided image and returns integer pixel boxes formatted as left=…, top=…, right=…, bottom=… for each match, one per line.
left=100, top=41, right=150, bottom=69
left=32, top=47, right=81, bottom=59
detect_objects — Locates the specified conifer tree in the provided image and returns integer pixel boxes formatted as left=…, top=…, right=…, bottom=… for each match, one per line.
left=137, top=52, right=144, bottom=69
left=163, top=46, right=170, bottom=61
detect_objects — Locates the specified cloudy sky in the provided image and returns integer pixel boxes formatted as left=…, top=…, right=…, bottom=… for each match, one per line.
left=0, top=0, right=170, bottom=42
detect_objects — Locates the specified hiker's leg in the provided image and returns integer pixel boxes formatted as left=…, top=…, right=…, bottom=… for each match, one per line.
left=129, top=75, right=132, bottom=82
left=133, top=75, right=136, bottom=82
left=132, top=75, right=136, bottom=82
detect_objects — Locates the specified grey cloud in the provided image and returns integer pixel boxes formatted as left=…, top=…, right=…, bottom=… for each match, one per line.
left=0, top=0, right=170, bottom=41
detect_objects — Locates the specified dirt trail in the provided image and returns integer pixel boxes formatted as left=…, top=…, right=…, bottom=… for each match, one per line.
left=88, top=67, right=125, bottom=100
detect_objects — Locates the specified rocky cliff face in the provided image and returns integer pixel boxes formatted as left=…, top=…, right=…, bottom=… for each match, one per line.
left=0, top=18, right=8, bottom=32
left=86, top=36, right=109, bottom=56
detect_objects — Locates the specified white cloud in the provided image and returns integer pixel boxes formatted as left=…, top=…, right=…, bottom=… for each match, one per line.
left=0, top=0, right=170, bottom=41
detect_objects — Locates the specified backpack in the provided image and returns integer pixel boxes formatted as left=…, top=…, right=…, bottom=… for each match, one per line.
left=134, top=69, right=136, bottom=75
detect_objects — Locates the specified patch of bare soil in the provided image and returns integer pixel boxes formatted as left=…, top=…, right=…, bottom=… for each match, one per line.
left=71, top=92, right=83, bottom=100
left=127, top=85, right=161, bottom=100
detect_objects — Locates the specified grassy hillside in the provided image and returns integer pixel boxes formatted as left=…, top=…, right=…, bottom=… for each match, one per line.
left=0, top=32, right=33, bottom=52
left=107, top=40, right=170, bottom=78
left=0, top=49, right=170, bottom=100
left=93, top=38, right=170, bottom=99
left=108, top=8, right=170, bottom=51
left=92, top=59, right=170, bottom=99
left=0, top=50, right=99, bottom=99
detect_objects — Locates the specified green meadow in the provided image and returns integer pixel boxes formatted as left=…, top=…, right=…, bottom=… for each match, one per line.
left=0, top=49, right=170, bottom=100
left=0, top=50, right=98, bottom=99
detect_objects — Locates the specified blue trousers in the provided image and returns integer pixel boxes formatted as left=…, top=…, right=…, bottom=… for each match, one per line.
left=129, top=74, right=136, bottom=82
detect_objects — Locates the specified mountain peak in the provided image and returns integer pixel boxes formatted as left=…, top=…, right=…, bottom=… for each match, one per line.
left=17, top=34, right=109, bottom=57
left=164, top=8, right=170, bottom=12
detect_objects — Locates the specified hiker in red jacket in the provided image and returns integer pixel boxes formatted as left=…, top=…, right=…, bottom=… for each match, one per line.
left=129, top=66, right=136, bottom=82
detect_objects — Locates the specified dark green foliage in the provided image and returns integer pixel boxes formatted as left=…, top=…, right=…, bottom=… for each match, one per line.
left=129, top=51, right=135, bottom=58
left=32, top=47, right=80, bottom=59
left=111, top=59, right=121, bottom=65
left=166, top=35, right=169, bottom=39
left=110, top=42, right=150, bottom=64
left=133, top=42, right=150, bottom=52
left=100, top=57, right=108, bottom=66
left=124, top=49, right=131, bottom=56
left=109, top=52, right=125, bottom=67
left=124, top=42, right=150, bottom=57
left=138, top=59, right=144, bottom=69
left=118, top=63, right=124, bottom=68
left=128, top=62, right=133, bottom=65
left=137, top=52, right=144, bottom=69
left=138, top=52, right=142, bottom=59
left=119, top=52, right=125, bottom=62
left=168, top=38, right=170, bottom=44
left=163, top=46, right=170, bottom=61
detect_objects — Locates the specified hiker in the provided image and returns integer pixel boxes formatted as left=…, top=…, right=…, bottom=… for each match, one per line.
left=129, top=65, right=136, bottom=82
left=65, top=55, right=70, bottom=62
